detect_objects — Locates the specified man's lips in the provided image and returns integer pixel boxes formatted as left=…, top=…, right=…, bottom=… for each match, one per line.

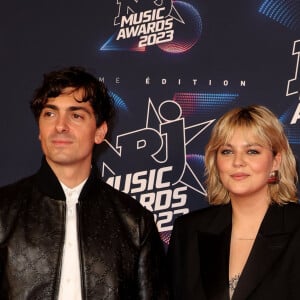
left=52, top=139, right=73, bottom=145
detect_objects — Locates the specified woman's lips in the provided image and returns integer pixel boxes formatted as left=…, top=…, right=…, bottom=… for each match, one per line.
left=230, top=173, right=249, bottom=180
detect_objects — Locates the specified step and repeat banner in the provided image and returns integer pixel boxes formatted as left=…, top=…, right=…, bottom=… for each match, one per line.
left=1, top=0, right=300, bottom=246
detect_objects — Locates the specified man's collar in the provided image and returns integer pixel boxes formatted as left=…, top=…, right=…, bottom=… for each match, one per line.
left=34, top=157, right=100, bottom=201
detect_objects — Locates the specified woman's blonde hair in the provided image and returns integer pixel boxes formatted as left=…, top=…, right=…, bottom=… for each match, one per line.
left=205, top=105, right=298, bottom=205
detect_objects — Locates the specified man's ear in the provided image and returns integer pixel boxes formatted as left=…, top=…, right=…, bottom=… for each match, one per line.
left=95, top=122, right=108, bottom=144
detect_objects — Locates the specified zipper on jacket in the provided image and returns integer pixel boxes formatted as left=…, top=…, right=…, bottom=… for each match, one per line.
left=54, top=201, right=67, bottom=300
left=77, top=202, right=85, bottom=300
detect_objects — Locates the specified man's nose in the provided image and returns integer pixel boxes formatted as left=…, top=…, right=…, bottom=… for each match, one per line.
left=55, top=115, right=69, bottom=133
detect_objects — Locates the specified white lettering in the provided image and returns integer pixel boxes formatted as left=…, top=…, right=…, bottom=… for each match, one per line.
left=291, top=103, right=300, bottom=124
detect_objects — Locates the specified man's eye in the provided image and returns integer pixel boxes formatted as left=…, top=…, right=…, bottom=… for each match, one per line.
left=43, top=111, right=54, bottom=117
left=73, top=113, right=83, bottom=119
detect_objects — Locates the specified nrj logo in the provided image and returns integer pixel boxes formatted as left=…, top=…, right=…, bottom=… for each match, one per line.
left=286, top=40, right=300, bottom=124
left=100, top=0, right=202, bottom=53
left=286, top=39, right=300, bottom=97
left=98, top=99, right=214, bottom=232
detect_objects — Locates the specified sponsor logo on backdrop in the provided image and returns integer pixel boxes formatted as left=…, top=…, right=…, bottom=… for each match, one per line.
left=100, top=0, right=202, bottom=53
left=286, top=39, right=300, bottom=125
left=99, top=75, right=247, bottom=89
left=99, top=99, right=214, bottom=233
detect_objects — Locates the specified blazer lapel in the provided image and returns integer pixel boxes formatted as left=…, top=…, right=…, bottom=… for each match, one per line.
left=233, top=204, right=291, bottom=300
left=198, top=205, right=232, bottom=300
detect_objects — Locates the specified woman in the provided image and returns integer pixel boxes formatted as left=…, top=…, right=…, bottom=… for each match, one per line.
left=167, top=105, right=300, bottom=300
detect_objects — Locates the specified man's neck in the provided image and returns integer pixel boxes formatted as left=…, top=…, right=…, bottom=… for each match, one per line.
left=46, top=159, right=92, bottom=188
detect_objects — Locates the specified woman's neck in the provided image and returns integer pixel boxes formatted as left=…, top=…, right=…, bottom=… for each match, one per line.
left=231, top=196, right=270, bottom=239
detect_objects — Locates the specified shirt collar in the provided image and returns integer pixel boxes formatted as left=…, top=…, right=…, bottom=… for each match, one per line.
left=60, top=179, right=88, bottom=200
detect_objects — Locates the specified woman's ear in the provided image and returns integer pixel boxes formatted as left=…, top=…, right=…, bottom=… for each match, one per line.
left=272, top=151, right=282, bottom=170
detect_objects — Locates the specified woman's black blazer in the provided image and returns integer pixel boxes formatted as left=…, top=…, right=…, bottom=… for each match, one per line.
left=167, top=202, right=300, bottom=300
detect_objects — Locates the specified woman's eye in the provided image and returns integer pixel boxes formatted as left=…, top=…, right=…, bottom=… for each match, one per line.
left=248, top=149, right=260, bottom=155
left=220, top=149, right=232, bottom=155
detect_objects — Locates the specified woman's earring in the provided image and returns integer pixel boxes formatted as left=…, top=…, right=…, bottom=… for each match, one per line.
left=267, top=170, right=279, bottom=184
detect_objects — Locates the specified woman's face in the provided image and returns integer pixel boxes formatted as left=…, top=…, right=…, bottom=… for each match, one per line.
left=216, top=128, right=281, bottom=202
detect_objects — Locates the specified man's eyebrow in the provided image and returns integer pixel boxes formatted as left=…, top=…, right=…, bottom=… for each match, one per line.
left=43, top=104, right=58, bottom=110
left=43, top=104, right=92, bottom=115
left=68, top=106, right=93, bottom=115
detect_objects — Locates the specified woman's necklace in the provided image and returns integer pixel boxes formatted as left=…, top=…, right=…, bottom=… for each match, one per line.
left=235, top=237, right=255, bottom=240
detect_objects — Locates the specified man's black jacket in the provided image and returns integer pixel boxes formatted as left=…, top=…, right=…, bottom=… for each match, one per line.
left=0, top=158, right=168, bottom=299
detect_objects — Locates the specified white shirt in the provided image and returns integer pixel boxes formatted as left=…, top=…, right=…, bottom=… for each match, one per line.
left=58, top=180, right=87, bottom=300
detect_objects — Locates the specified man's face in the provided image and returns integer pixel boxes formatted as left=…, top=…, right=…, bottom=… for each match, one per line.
left=38, top=87, right=107, bottom=170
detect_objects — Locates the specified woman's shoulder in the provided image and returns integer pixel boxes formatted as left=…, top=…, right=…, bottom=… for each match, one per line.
left=173, top=203, right=231, bottom=229
left=277, top=201, right=300, bottom=216
left=269, top=202, right=300, bottom=231
left=282, top=201, right=300, bottom=221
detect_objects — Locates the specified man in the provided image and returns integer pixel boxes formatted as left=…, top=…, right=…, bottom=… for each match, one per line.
left=0, top=66, right=168, bottom=299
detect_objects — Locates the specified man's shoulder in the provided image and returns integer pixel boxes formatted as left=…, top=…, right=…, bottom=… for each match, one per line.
left=96, top=181, right=157, bottom=240
left=0, top=175, right=35, bottom=198
left=0, top=176, right=35, bottom=231
left=98, top=180, right=153, bottom=218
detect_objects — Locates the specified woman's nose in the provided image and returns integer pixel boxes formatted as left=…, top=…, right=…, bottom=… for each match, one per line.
left=233, top=153, right=246, bottom=167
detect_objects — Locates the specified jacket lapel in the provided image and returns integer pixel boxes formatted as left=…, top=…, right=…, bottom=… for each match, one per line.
left=198, top=205, right=232, bottom=300
left=34, top=156, right=66, bottom=200
left=233, top=204, right=291, bottom=300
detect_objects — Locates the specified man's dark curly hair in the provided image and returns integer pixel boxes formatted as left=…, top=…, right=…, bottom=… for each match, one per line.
left=30, top=66, right=115, bottom=127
